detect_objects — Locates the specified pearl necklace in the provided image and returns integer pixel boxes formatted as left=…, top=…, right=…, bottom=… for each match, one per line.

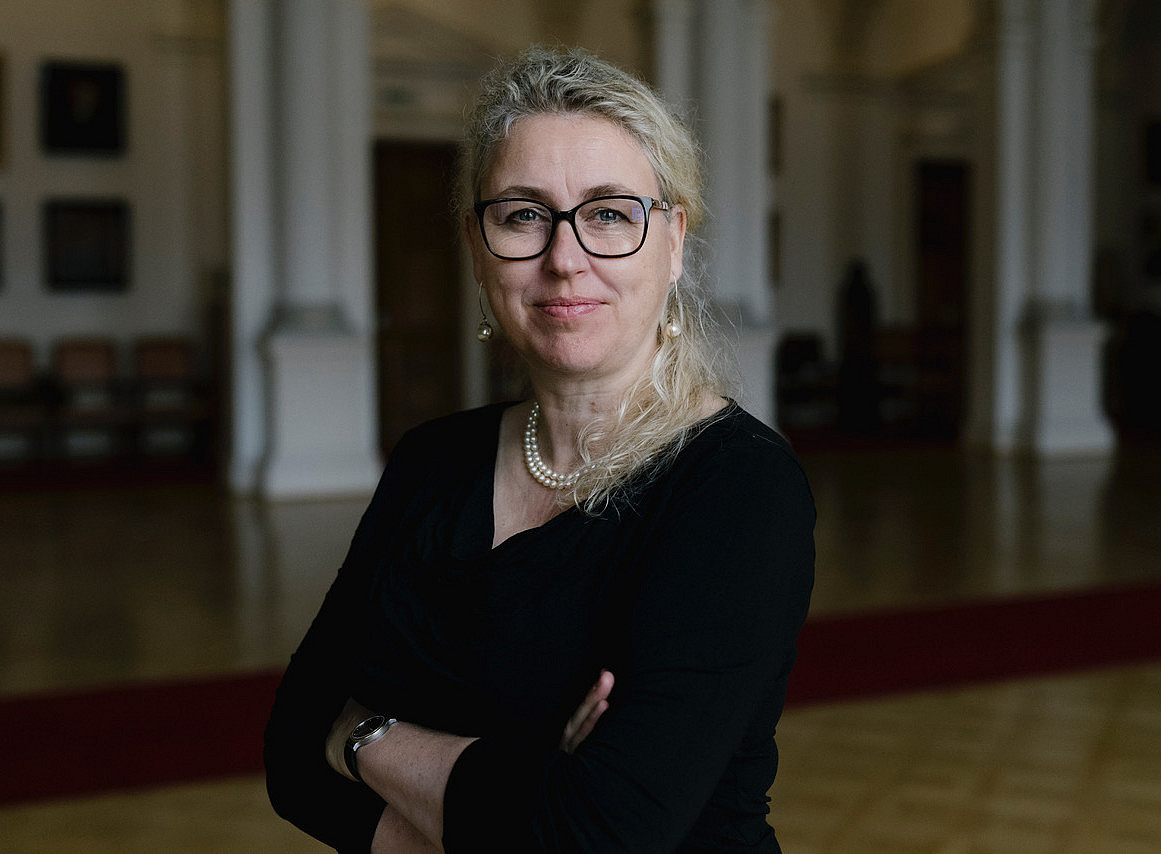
left=523, top=402, right=581, bottom=490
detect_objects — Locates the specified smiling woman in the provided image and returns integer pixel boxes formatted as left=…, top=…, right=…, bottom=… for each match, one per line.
left=264, top=46, right=815, bottom=854
left=467, top=112, right=685, bottom=412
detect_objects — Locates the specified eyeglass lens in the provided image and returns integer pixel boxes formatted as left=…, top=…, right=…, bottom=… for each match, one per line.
left=479, top=197, right=652, bottom=259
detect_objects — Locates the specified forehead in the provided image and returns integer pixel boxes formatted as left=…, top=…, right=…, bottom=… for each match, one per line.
left=482, top=113, right=657, bottom=198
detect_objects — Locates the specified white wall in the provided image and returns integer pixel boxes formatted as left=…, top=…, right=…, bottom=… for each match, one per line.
left=0, top=0, right=227, bottom=372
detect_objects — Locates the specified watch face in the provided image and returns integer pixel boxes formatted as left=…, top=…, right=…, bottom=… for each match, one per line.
left=351, top=715, right=386, bottom=740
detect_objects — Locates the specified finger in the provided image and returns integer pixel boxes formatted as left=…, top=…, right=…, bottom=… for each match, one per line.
left=565, top=673, right=609, bottom=732
left=593, top=670, right=614, bottom=701
left=570, top=698, right=608, bottom=746
left=560, top=672, right=615, bottom=752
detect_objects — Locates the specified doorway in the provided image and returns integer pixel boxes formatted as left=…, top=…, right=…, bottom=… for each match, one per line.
left=911, top=158, right=971, bottom=436
left=373, top=140, right=463, bottom=455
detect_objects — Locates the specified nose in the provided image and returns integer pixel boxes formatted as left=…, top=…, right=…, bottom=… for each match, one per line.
left=543, top=217, right=588, bottom=277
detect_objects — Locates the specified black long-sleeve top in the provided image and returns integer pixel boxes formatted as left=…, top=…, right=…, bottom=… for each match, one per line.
left=264, top=401, right=815, bottom=853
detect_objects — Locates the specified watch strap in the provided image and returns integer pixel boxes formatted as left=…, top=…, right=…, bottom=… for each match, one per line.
left=344, top=715, right=397, bottom=782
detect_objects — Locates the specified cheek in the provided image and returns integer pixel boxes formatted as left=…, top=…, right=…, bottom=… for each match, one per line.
left=483, top=275, right=530, bottom=330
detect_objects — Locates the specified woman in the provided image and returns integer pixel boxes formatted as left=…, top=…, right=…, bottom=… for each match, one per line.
left=265, top=46, right=815, bottom=853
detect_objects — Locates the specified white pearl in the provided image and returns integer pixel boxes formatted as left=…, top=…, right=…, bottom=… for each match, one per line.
left=523, top=402, right=580, bottom=489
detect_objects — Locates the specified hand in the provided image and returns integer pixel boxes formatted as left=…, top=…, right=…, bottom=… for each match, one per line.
left=560, top=670, right=614, bottom=754
left=326, top=696, right=376, bottom=781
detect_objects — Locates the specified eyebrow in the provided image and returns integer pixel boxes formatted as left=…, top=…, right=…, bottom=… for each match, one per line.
left=489, top=183, right=643, bottom=204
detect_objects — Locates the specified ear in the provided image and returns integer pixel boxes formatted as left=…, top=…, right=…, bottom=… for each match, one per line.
left=667, top=205, right=687, bottom=283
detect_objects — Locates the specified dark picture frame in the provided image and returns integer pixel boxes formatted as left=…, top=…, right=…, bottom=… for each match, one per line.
left=769, top=97, right=783, bottom=175
left=41, top=61, right=126, bottom=155
left=0, top=53, right=8, bottom=169
left=44, top=199, right=131, bottom=292
left=1146, top=120, right=1161, bottom=187
left=1142, top=211, right=1161, bottom=280
left=768, top=209, right=782, bottom=285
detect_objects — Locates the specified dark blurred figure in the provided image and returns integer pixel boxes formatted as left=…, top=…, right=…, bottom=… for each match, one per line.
left=836, top=259, right=881, bottom=434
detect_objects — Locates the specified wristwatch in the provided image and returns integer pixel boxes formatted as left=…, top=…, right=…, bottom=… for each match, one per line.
left=344, top=714, right=397, bottom=782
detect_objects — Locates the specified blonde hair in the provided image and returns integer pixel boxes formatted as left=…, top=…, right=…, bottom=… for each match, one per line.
left=460, top=46, right=736, bottom=513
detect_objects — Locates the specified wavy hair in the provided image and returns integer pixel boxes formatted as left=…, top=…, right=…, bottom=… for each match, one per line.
left=459, top=46, right=737, bottom=513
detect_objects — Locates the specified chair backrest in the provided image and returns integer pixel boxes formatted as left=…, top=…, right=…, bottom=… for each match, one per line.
left=0, top=340, right=37, bottom=391
left=133, top=337, right=197, bottom=384
left=52, top=338, right=119, bottom=387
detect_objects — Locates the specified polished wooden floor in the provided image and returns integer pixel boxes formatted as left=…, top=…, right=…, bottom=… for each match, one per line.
left=1, top=441, right=1159, bottom=852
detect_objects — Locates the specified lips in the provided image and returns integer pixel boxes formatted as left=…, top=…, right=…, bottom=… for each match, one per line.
left=535, top=297, right=602, bottom=320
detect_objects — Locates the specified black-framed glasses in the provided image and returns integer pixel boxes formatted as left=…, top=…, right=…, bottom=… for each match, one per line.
left=473, top=195, right=670, bottom=260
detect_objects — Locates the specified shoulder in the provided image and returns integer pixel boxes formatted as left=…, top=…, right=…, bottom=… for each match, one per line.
left=671, top=402, right=811, bottom=499
left=701, top=402, right=798, bottom=455
left=394, top=402, right=511, bottom=451
left=360, top=402, right=511, bottom=516
left=388, top=402, right=512, bottom=468
left=626, top=401, right=816, bottom=552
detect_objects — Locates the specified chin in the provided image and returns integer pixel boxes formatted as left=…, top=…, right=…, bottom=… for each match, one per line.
left=527, top=339, right=609, bottom=378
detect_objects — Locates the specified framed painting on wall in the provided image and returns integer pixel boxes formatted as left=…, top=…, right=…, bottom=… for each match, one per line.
left=1146, top=120, right=1161, bottom=187
left=768, top=209, right=782, bottom=287
left=0, top=53, right=7, bottom=169
left=41, top=61, right=126, bottom=155
left=44, top=199, right=131, bottom=292
left=769, top=97, right=782, bottom=176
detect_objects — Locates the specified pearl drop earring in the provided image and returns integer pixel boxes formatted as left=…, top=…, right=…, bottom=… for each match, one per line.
left=476, top=283, right=494, bottom=342
left=663, top=280, right=683, bottom=338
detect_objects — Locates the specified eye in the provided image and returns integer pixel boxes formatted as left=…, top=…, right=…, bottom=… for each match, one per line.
left=581, top=202, right=634, bottom=227
left=501, top=203, right=550, bottom=226
left=592, top=207, right=627, bottom=223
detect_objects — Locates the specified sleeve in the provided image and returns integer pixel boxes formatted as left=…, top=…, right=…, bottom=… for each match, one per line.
left=442, top=435, right=816, bottom=853
left=263, top=432, right=422, bottom=853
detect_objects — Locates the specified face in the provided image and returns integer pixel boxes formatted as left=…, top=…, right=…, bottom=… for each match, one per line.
left=468, top=113, right=686, bottom=390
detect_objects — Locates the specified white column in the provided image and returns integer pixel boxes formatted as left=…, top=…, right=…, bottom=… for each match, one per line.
left=655, top=0, right=776, bottom=425
left=1020, top=0, right=1112, bottom=455
left=1032, top=0, right=1091, bottom=312
left=331, top=0, right=374, bottom=338
left=992, top=0, right=1035, bottom=451
left=261, top=0, right=380, bottom=497
left=697, top=0, right=771, bottom=323
left=228, top=0, right=380, bottom=497
left=652, top=0, right=696, bottom=109
left=277, top=0, right=341, bottom=326
left=228, top=0, right=277, bottom=491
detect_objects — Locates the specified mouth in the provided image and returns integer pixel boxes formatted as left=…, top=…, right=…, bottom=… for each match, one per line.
left=534, top=297, right=603, bottom=320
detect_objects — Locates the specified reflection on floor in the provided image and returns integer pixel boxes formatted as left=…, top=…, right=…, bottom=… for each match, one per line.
left=0, top=441, right=1159, bottom=851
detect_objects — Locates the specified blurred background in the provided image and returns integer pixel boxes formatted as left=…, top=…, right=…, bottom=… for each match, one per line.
left=1, top=1, right=1159, bottom=851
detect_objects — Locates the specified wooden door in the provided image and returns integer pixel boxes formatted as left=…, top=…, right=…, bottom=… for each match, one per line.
left=913, top=159, right=970, bottom=435
left=373, top=141, right=462, bottom=455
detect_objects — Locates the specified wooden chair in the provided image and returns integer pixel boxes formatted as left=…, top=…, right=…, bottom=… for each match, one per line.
left=0, top=339, right=51, bottom=461
left=776, top=332, right=837, bottom=433
left=130, top=336, right=213, bottom=460
left=49, top=337, right=130, bottom=459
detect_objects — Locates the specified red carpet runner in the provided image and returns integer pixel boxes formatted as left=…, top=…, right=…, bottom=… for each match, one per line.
left=2, top=582, right=1160, bottom=805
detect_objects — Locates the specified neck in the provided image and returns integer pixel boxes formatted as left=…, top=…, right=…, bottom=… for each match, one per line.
left=527, top=384, right=625, bottom=478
